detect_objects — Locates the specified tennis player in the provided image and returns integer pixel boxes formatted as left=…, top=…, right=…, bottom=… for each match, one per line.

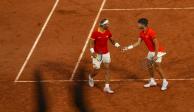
left=123, top=18, right=168, bottom=91
left=89, top=19, right=120, bottom=94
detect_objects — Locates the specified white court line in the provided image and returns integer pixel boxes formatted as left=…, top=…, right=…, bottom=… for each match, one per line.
left=70, top=0, right=107, bottom=80
left=102, top=7, right=194, bottom=11
left=14, top=0, right=60, bottom=82
left=15, top=78, right=194, bottom=83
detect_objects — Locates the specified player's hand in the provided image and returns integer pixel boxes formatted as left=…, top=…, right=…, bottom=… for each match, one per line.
left=122, top=45, right=133, bottom=52
left=153, top=55, right=158, bottom=61
left=115, top=42, right=120, bottom=48
left=122, top=47, right=129, bottom=52
left=90, top=48, right=97, bottom=58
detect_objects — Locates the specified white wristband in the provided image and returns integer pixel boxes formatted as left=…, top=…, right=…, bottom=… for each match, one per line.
left=90, top=48, right=95, bottom=53
left=115, top=43, right=120, bottom=48
left=127, top=45, right=133, bottom=50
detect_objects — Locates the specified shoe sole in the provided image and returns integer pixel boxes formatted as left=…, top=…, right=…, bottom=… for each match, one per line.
left=104, top=89, right=114, bottom=94
left=89, top=83, right=94, bottom=87
left=161, top=88, right=167, bottom=91
left=161, top=82, right=168, bottom=91
left=144, top=84, right=157, bottom=88
left=89, top=85, right=94, bottom=87
left=104, top=91, right=114, bottom=94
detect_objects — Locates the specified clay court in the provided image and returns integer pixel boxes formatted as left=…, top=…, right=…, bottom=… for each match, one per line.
left=1, top=0, right=194, bottom=111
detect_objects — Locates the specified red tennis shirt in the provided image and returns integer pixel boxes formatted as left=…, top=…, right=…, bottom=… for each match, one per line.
left=91, top=29, right=112, bottom=54
left=139, top=28, right=164, bottom=52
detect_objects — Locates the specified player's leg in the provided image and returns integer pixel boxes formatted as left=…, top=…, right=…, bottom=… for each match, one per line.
left=155, top=63, right=165, bottom=78
left=154, top=56, right=168, bottom=91
left=147, top=59, right=155, bottom=78
left=90, top=68, right=100, bottom=78
left=144, top=52, right=157, bottom=88
left=88, top=58, right=101, bottom=87
left=104, top=63, right=110, bottom=84
left=89, top=69, right=99, bottom=87
left=102, top=53, right=114, bottom=94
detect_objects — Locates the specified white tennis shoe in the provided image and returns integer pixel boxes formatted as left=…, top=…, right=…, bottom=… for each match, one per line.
left=144, top=80, right=157, bottom=88
left=104, top=87, right=114, bottom=94
left=161, top=80, right=168, bottom=91
left=88, top=75, right=94, bottom=87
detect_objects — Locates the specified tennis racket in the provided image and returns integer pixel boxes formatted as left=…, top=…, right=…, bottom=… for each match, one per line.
left=96, top=53, right=103, bottom=62
left=140, top=58, right=157, bottom=70
left=140, top=52, right=166, bottom=70
left=91, top=51, right=103, bottom=62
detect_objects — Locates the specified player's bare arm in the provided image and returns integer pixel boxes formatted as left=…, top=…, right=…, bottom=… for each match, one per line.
left=122, top=38, right=142, bottom=51
left=109, top=37, right=120, bottom=48
left=153, top=38, right=159, bottom=61
left=89, top=38, right=97, bottom=58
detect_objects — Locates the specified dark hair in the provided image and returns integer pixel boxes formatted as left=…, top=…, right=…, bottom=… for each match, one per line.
left=138, top=18, right=148, bottom=26
left=100, top=18, right=108, bottom=26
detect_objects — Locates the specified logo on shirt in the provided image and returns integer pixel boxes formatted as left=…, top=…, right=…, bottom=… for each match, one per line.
left=97, top=35, right=109, bottom=39
left=97, top=36, right=102, bottom=39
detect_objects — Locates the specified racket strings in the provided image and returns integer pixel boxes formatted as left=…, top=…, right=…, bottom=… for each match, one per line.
left=140, top=58, right=156, bottom=70
left=96, top=54, right=103, bottom=62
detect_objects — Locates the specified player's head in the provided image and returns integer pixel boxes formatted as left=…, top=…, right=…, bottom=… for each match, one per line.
left=138, top=18, right=148, bottom=29
left=99, top=19, right=109, bottom=30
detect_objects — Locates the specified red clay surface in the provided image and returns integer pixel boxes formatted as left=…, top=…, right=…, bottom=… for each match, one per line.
left=1, top=0, right=194, bottom=112
left=0, top=0, right=55, bottom=80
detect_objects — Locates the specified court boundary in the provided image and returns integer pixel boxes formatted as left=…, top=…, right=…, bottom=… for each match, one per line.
left=14, top=0, right=60, bottom=82
left=70, top=0, right=107, bottom=80
left=102, top=7, right=194, bottom=11
left=15, top=78, right=194, bottom=83
left=14, top=1, right=194, bottom=83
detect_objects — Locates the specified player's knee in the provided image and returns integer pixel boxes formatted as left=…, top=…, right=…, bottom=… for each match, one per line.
left=155, top=63, right=161, bottom=69
left=104, top=63, right=110, bottom=69
left=155, top=66, right=159, bottom=71
left=93, top=64, right=100, bottom=70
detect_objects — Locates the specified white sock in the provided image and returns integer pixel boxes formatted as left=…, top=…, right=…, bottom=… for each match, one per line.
left=105, top=84, right=110, bottom=88
left=150, top=78, right=155, bottom=82
left=163, top=79, right=167, bottom=82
